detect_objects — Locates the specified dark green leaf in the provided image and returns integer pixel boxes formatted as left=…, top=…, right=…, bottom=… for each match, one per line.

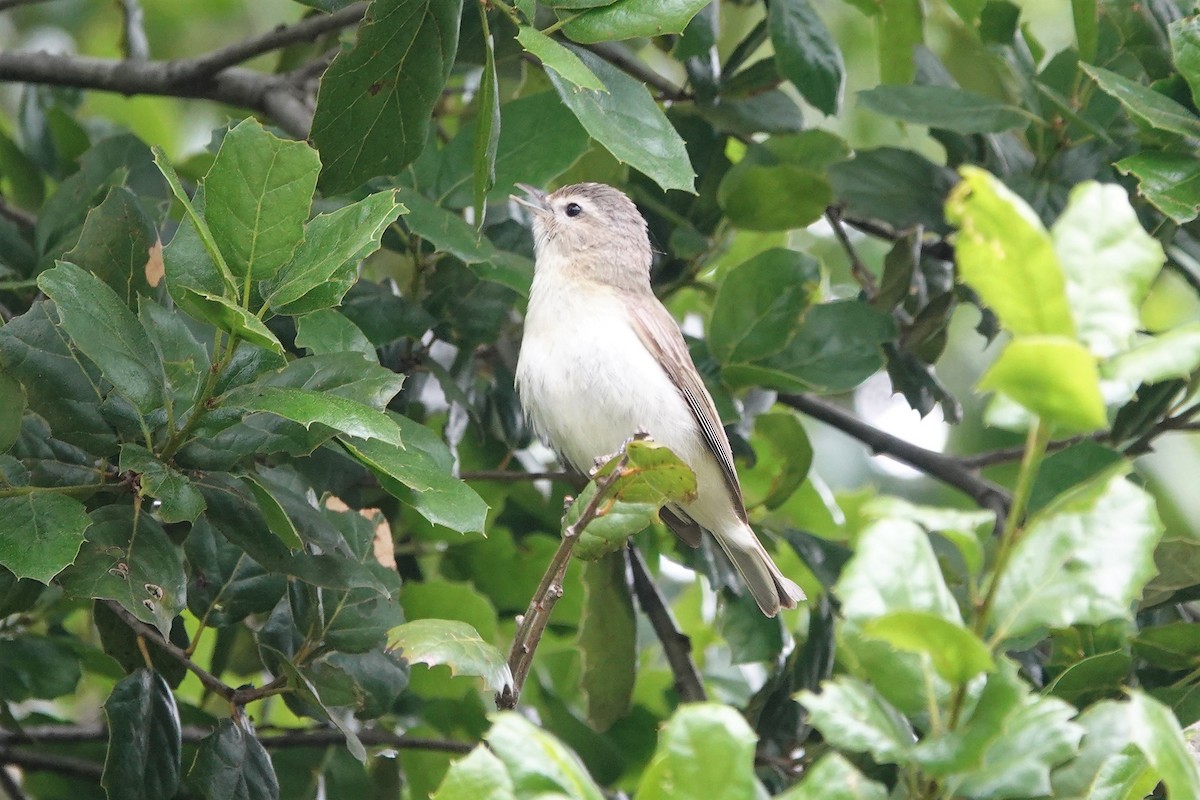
left=58, top=505, right=186, bottom=636
left=294, top=309, right=376, bottom=361
left=1081, top=63, right=1200, bottom=139
left=102, top=669, right=182, bottom=800
left=717, top=163, right=830, bottom=230
left=708, top=248, right=820, bottom=363
left=1072, top=0, right=1098, bottom=61
left=546, top=46, right=694, bottom=193
left=0, top=372, right=23, bottom=453
left=224, top=386, right=404, bottom=446
left=184, top=516, right=286, bottom=627
left=37, top=261, right=165, bottom=414
left=138, top=297, right=209, bottom=417
left=241, top=474, right=303, bottom=550
left=0, top=492, right=90, bottom=583
left=579, top=553, right=635, bottom=731
left=153, top=152, right=237, bottom=298
left=562, top=0, right=710, bottom=43
left=485, top=713, right=604, bottom=800
left=0, top=634, right=81, bottom=700
left=61, top=186, right=159, bottom=306
left=312, top=0, right=463, bottom=194
left=859, top=85, right=1030, bottom=134
left=829, top=147, right=958, bottom=234
left=118, top=444, right=206, bottom=524
left=187, top=718, right=279, bottom=800
left=1116, top=151, right=1200, bottom=224
left=387, top=619, right=512, bottom=693
left=472, top=12, right=500, bottom=225
left=340, top=433, right=488, bottom=534
left=768, top=0, right=844, bottom=115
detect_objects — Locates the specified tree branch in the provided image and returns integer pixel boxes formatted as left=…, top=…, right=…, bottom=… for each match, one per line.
left=841, top=213, right=956, bottom=262
left=118, top=0, right=150, bottom=61
left=627, top=544, right=707, bottom=703
left=779, top=393, right=1010, bottom=523
left=497, top=456, right=629, bottom=710
left=0, top=749, right=101, bottom=782
left=459, top=469, right=568, bottom=482
left=826, top=206, right=878, bottom=300
left=580, top=41, right=692, bottom=102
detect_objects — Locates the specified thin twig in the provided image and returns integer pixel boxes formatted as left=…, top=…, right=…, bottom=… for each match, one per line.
left=0, top=198, right=35, bottom=229
left=581, top=41, right=692, bottom=102
left=171, top=2, right=366, bottom=82
left=459, top=469, right=568, bottom=482
left=779, top=393, right=1010, bottom=524
left=497, top=457, right=629, bottom=710
left=0, top=750, right=102, bottom=782
left=841, top=213, right=956, bottom=262
left=0, top=0, right=51, bottom=11
left=1125, top=403, right=1200, bottom=457
left=826, top=206, right=878, bottom=300
left=627, top=545, right=706, bottom=702
left=954, top=434, right=1093, bottom=469
left=118, top=0, right=150, bottom=61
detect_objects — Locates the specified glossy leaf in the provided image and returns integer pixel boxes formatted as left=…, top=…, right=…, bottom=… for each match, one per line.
left=187, top=718, right=279, bottom=800
left=1081, top=63, right=1200, bottom=139
left=546, top=45, right=694, bottom=193
left=859, top=85, right=1030, bottom=134
left=717, top=162, right=830, bottom=231
left=829, top=147, right=958, bottom=234
left=1103, top=323, right=1200, bottom=389
left=638, top=703, right=761, bottom=800
left=1171, top=16, right=1200, bottom=109
left=946, top=166, right=1075, bottom=338
left=562, top=0, right=710, bottom=43
left=798, top=677, right=916, bottom=763
left=472, top=12, right=500, bottom=225
left=862, top=611, right=993, bottom=684
left=61, top=185, right=159, bottom=306
left=708, top=248, right=820, bottom=363
left=119, top=444, right=206, bottom=524
left=432, top=746, right=514, bottom=800
left=294, top=309, right=376, bottom=361
left=1115, top=151, right=1200, bottom=224
left=485, top=713, right=604, bottom=800
left=38, top=261, right=165, bottom=414
left=776, top=752, right=887, bottom=800
left=977, top=337, right=1107, bottom=432
left=769, top=0, right=844, bottom=115
left=0, top=634, right=81, bottom=701
left=224, top=386, right=404, bottom=446
left=102, top=669, right=182, bottom=800
left=0, top=492, right=89, bottom=584
left=312, top=0, right=462, bottom=194
left=990, top=468, right=1163, bottom=642
left=516, top=27, right=604, bottom=91
left=1127, top=690, right=1200, bottom=799
left=387, top=619, right=511, bottom=693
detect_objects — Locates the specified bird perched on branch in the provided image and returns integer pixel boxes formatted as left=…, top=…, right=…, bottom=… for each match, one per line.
left=513, top=181, right=804, bottom=617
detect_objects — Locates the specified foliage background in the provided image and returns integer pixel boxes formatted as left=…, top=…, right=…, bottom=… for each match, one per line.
left=1, top=0, right=1200, bottom=798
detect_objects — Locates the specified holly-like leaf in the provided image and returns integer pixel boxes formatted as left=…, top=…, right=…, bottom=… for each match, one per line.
left=859, top=85, right=1030, bottom=134
left=776, top=752, right=887, bottom=800
left=312, top=0, right=463, bottom=194
left=432, top=746, right=515, bottom=800
left=485, top=713, right=605, bottom=800
left=637, top=703, right=761, bottom=800
left=102, top=669, right=182, bottom=800
left=769, top=0, right=844, bottom=115
left=0, top=634, right=81, bottom=701
left=1081, top=63, right=1200, bottom=139
left=1116, top=151, right=1200, bottom=224
left=0, top=492, right=90, bottom=583
left=990, top=468, right=1163, bottom=643
left=119, top=444, right=206, bottom=524
left=224, top=386, right=404, bottom=446
left=517, top=27, right=604, bottom=91
left=546, top=45, right=694, bottom=193
left=562, top=0, right=710, bottom=43
left=387, top=619, right=512, bottom=693
left=862, top=611, right=994, bottom=685
left=709, top=248, right=820, bottom=364
left=187, top=718, right=279, bottom=800
left=61, top=185, right=159, bottom=306
left=798, top=677, right=916, bottom=764
left=977, top=336, right=1106, bottom=432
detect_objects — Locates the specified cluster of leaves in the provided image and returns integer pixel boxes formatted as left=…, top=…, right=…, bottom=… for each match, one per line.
left=2, top=0, right=1200, bottom=798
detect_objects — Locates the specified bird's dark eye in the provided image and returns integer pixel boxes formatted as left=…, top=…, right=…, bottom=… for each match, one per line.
left=565, top=202, right=583, bottom=218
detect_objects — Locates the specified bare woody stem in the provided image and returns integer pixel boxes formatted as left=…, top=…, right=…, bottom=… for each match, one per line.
left=497, top=456, right=629, bottom=710
left=627, top=544, right=707, bottom=702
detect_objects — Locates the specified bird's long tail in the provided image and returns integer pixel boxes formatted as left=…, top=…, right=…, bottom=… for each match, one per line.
left=714, top=523, right=805, bottom=617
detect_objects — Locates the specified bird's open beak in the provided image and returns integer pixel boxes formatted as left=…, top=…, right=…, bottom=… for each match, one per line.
left=512, top=183, right=550, bottom=213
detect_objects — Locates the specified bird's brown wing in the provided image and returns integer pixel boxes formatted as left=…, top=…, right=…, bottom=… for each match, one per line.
left=627, top=293, right=747, bottom=521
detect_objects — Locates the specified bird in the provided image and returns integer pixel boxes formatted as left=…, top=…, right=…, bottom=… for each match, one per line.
left=513, top=181, right=804, bottom=617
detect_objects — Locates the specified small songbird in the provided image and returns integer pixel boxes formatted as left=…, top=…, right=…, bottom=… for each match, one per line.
left=513, top=182, right=804, bottom=617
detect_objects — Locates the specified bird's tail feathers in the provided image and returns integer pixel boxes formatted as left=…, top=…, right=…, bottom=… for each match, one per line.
left=714, top=524, right=805, bottom=617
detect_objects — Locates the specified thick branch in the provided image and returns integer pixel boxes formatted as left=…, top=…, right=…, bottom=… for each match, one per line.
left=497, top=457, right=628, bottom=710
left=627, top=545, right=706, bottom=703
left=779, top=393, right=1010, bottom=522
left=0, top=749, right=102, bottom=782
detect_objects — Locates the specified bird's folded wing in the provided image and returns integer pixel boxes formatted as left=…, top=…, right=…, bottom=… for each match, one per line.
left=627, top=294, right=747, bottom=521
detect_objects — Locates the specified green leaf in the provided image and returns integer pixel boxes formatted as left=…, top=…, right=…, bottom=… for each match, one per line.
left=1127, top=690, right=1200, bottom=799
left=204, top=119, right=319, bottom=289
left=153, top=150, right=237, bottom=298
left=138, top=297, right=209, bottom=419
left=978, top=337, right=1106, bottom=432
left=1051, top=181, right=1164, bottom=358
left=1115, top=151, right=1200, bottom=224
left=829, top=147, right=958, bottom=234
left=1080, top=63, right=1200, bottom=139
left=0, top=372, right=21, bottom=453
left=187, top=718, right=279, bottom=800
left=102, top=669, right=182, bottom=800
left=37, top=261, right=165, bottom=414
left=183, top=517, right=285, bottom=628
left=768, top=0, right=844, bottom=115
left=741, top=411, right=812, bottom=511
left=837, top=519, right=961, bottom=623
left=516, top=27, right=604, bottom=92
left=567, top=439, right=698, bottom=561
left=0, top=634, right=81, bottom=701
left=1051, top=700, right=1157, bottom=800
left=990, top=468, right=1163, bottom=642
left=775, top=752, right=887, bottom=800
left=312, top=0, right=463, bottom=194
left=546, top=45, right=694, bottom=194
left=722, top=300, right=895, bottom=394
left=797, top=677, right=916, bottom=763
left=877, top=0, right=923, bottom=84
left=1172, top=16, right=1200, bottom=109
left=61, top=185, right=159, bottom=306
left=339, top=433, right=489, bottom=534
left=637, top=703, right=761, bottom=800
left=913, top=659, right=1082, bottom=798
left=579, top=553, right=635, bottom=731
left=387, top=619, right=512, bottom=693
left=717, top=162, right=830, bottom=230
left=294, top=309, right=377, bottom=361
left=224, top=386, right=404, bottom=446
left=472, top=14, right=500, bottom=226
left=862, top=611, right=994, bottom=684
left=946, top=166, right=1075, bottom=338
left=119, top=444, right=206, bottom=524
left=58, top=505, right=186, bottom=637
left=1103, top=323, right=1200, bottom=389
left=241, top=474, right=303, bottom=550
left=0, top=492, right=90, bottom=583
left=859, top=85, right=1030, bottom=134
left=562, top=0, right=710, bottom=43
left=485, top=713, right=604, bottom=800
left=1072, top=0, right=1097, bottom=62
left=433, top=746, right=515, bottom=800
left=261, top=190, right=403, bottom=314
left=708, top=248, right=821, bottom=363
